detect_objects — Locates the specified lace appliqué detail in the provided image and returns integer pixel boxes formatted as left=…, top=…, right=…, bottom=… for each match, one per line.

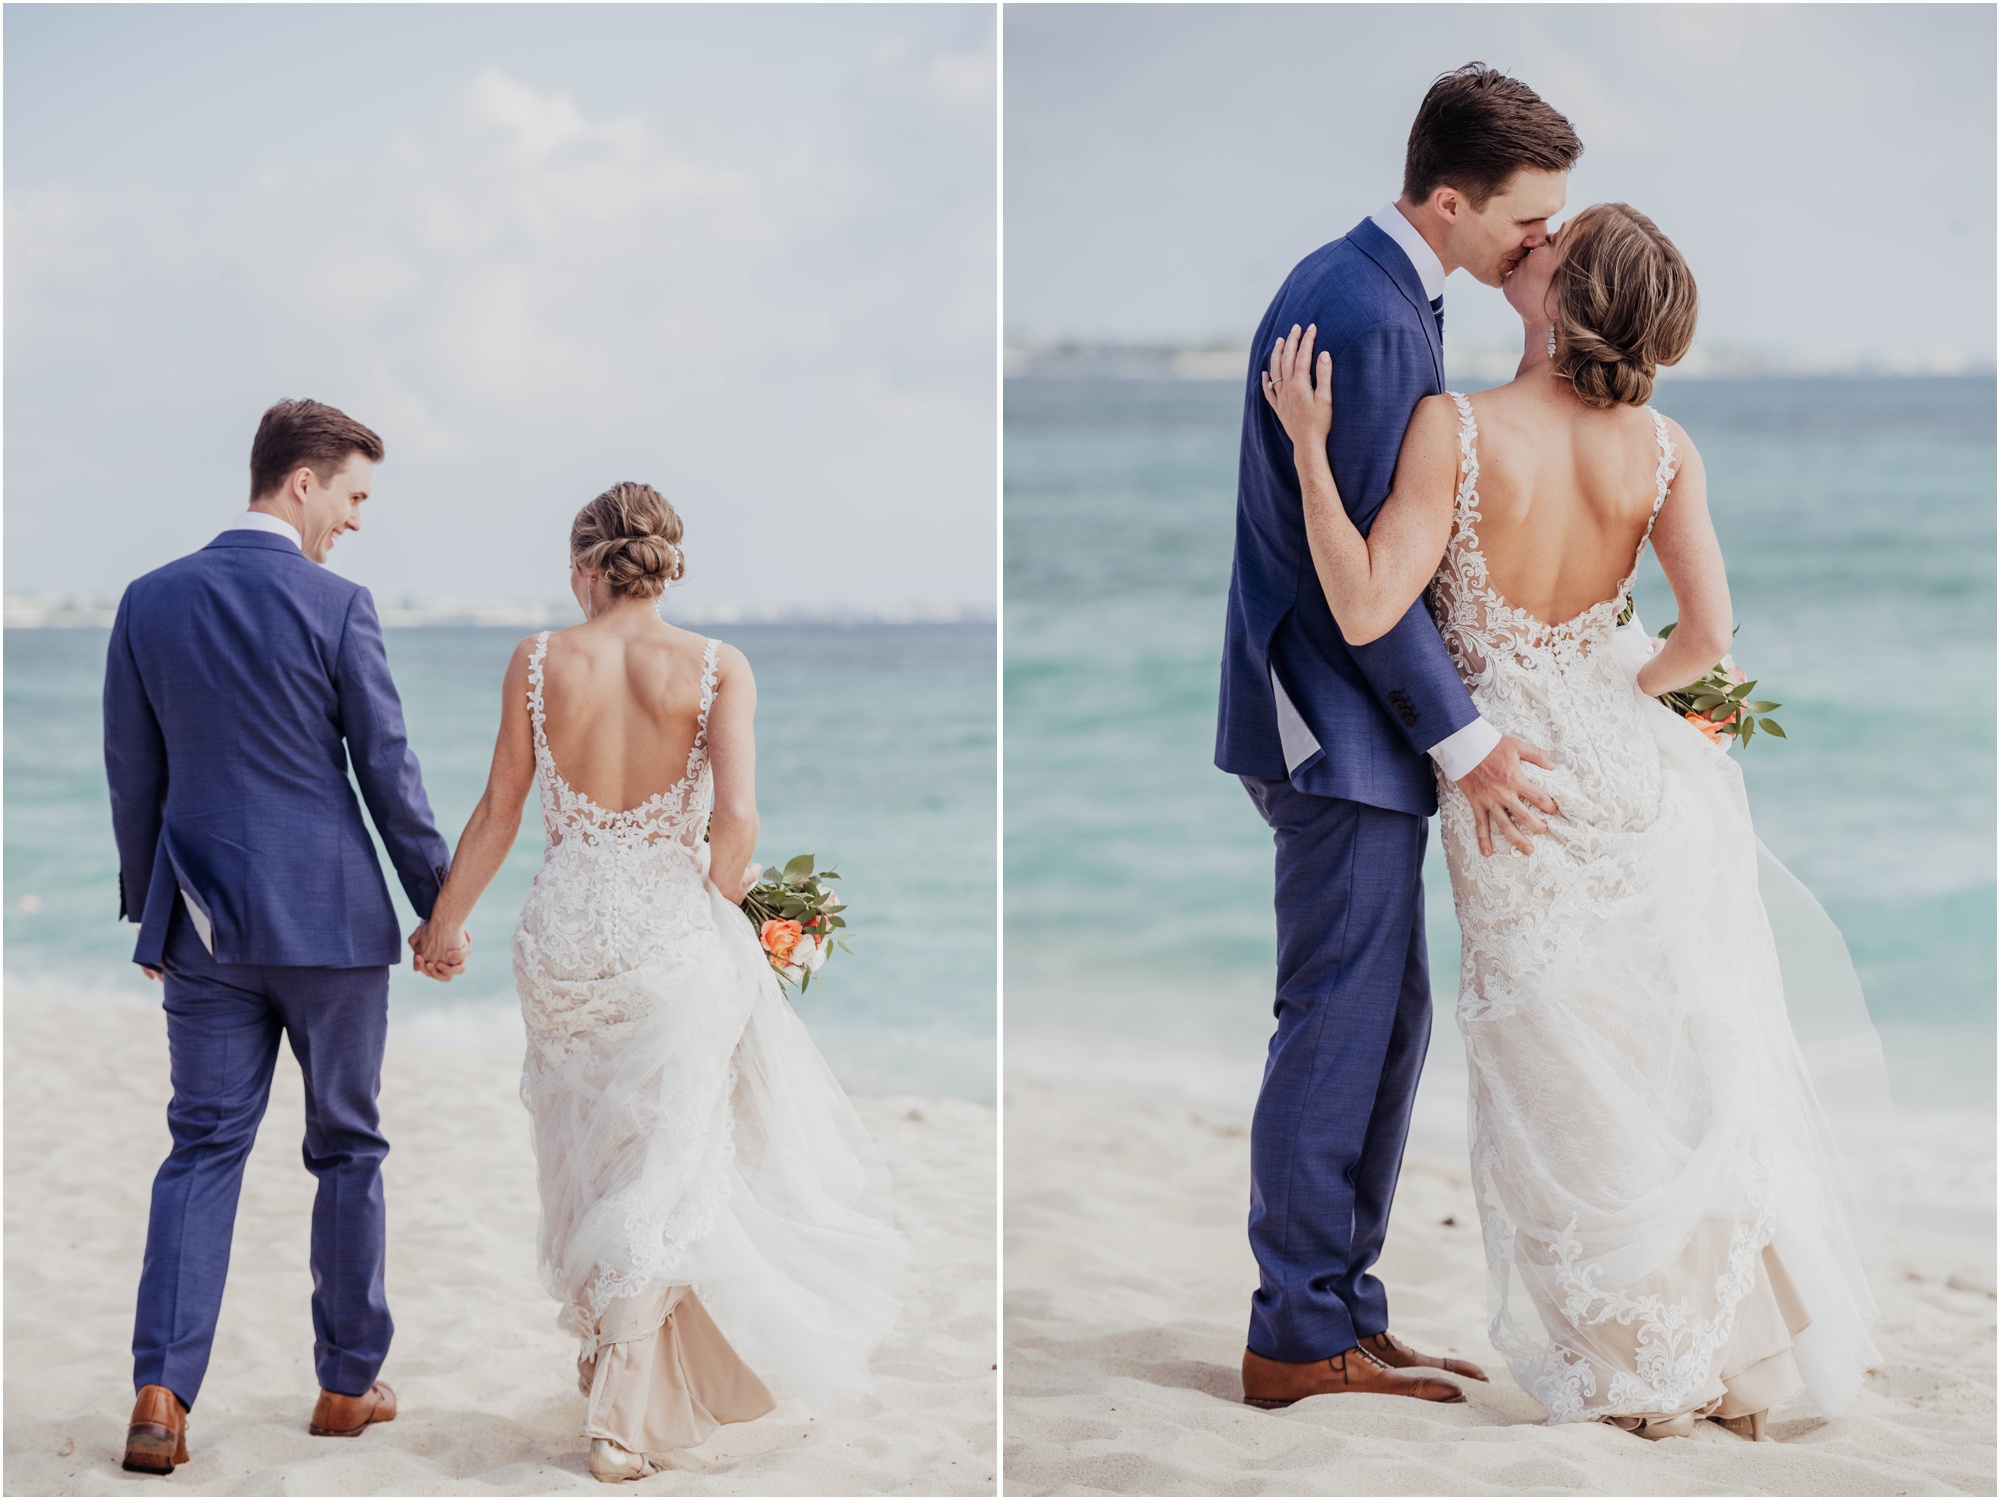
left=1430, top=396, right=1788, bottom=1424
left=512, top=631, right=741, bottom=1334
left=526, top=630, right=721, bottom=857
left=1430, top=395, right=1674, bottom=686
left=1429, top=396, right=1681, bottom=1027
left=1512, top=1165, right=1777, bottom=1422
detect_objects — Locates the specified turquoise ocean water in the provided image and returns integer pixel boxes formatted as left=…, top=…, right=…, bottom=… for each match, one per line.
left=1006, top=375, right=1995, bottom=1200
left=7, top=621, right=995, bottom=1103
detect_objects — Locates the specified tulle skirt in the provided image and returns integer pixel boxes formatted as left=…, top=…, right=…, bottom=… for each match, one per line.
left=514, top=859, right=903, bottom=1450
left=1441, top=623, right=1886, bottom=1425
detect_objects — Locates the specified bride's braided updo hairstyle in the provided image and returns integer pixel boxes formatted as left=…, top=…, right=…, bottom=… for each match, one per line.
left=570, top=482, right=686, bottom=599
left=1550, top=203, right=1699, bottom=409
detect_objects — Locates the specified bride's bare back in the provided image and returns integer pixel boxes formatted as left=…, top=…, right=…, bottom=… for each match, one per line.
left=1454, top=381, right=1669, bottom=626
left=537, top=621, right=717, bottom=813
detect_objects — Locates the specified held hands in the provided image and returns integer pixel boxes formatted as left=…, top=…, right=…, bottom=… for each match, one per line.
left=409, top=921, right=472, bottom=981
left=1261, top=324, right=1334, bottom=451
left=1455, top=735, right=1561, bottom=857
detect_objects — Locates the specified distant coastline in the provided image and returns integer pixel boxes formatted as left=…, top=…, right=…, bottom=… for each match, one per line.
left=1006, top=341, right=1998, bottom=383
left=2, top=596, right=997, bottom=630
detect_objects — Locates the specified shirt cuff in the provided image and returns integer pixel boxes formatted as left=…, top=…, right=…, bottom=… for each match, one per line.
left=1428, top=716, right=1502, bottom=784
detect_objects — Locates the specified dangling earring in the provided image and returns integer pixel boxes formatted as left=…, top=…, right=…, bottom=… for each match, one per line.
left=1547, top=324, right=1558, bottom=359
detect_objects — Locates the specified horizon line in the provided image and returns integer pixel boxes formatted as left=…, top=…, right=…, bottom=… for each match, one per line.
left=1005, top=341, right=1997, bottom=382
left=3, top=595, right=997, bottom=630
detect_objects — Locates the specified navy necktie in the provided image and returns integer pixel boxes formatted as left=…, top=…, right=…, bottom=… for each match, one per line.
left=1429, top=294, right=1445, bottom=340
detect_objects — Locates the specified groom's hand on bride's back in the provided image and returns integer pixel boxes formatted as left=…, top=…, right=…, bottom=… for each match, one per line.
left=1455, top=736, right=1559, bottom=857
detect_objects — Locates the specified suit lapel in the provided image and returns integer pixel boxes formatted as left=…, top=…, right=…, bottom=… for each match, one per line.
left=1348, top=218, right=1445, bottom=388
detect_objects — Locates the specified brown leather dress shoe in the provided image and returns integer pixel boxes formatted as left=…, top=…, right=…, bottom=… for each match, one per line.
left=123, top=1385, right=190, bottom=1474
left=309, top=1380, right=397, bottom=1437
left=1358, top=1330, right=1490, bottom=1383
left=1242, top=1345, right=1467, bottom=1407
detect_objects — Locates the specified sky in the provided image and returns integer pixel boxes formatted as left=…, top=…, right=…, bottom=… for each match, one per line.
left=6, top=4, right=995, bottom=613
left=1005, top=4, right=1996, bottom=370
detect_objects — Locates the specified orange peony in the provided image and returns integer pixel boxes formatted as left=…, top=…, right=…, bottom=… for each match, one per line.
left=1685, top=709, right=1732, bottom=745
left=760, top=918, right=804, bottom=961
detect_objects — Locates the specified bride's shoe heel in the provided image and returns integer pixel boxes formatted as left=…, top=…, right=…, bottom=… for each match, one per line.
left=1602, top=1411, right=1698, bottom=1441
left=1711, top=1410, right=1769, bottom=1442
left=588, top=1439, right=662, bottom=1483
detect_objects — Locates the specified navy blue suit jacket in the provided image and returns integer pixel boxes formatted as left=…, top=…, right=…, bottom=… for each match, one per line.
left=104, top=529, right=450, bottom=969
left=1215, top=217, right=1480, bottom=817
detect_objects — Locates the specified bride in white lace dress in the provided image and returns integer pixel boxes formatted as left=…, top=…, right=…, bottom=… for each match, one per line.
left=415, top=482, right=902, bottom=1481
left=1261, top=204, right=1884, bottom=1440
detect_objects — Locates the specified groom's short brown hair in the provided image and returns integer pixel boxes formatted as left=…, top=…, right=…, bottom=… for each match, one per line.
left=249, top=399, right=385, bottom=501
left=1403, top=64, right=1583, bottom=210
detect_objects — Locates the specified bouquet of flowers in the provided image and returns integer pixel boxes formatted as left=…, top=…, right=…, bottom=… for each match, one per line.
left=740, top=853, right=848, bottom=994
left=1621, top=603, right=1786, bottom=749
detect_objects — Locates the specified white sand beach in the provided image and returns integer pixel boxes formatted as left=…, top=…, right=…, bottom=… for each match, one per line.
left=1005, top=1079, right=1995, bottom=1497
left=4, top=988, right=996, bottom=1496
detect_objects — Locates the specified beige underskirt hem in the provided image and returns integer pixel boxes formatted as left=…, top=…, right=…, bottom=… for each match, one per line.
left=577, top=1284, right=776, bottom=1455
left=1600, top=1240, right=1812, bottom=1428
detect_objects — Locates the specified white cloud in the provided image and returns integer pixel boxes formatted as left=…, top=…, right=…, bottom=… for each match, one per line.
left=867, top=29, right=998, bottom=147
left=7, top=24, right=996, bottom=611
left=1003, top=5, right=1993, bottom=365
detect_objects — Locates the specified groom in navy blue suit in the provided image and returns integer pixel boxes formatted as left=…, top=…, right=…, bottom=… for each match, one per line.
left=1216, top=66, right=1581, bottom=1407
left=104, top=399, right=467, bottom=1472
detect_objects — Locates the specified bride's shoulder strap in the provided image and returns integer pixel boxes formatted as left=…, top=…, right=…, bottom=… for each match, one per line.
left=1445, top=392, right=1481, bottom=525
left=696, top=638, right=722, bottom=731
left=526, top=630, right=552, bottom=737
left=1446, top=390, right=1478, bottom=456
left=1647, top=407, right=1678, bottom=519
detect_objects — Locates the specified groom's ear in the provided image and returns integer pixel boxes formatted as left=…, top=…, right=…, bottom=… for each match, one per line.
left=1428, top=185, right=1468, bottom=224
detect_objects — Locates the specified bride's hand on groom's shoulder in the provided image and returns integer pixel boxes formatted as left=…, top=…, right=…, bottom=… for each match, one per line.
left=1261, top=323, right=1333, bottom=450
left=409, top=921, right=472, bottom=981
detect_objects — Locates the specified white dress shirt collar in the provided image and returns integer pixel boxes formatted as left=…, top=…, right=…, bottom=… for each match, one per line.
left=228, top=509, right=303, bottom=550
left=1369, top=201, right=1447, bottom=303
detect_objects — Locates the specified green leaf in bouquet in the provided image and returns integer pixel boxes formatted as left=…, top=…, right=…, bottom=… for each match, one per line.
left=1760, top=718, right=1786, bottom=738
left=837, top=939, right=852, bottom=954
left=1740, top=716, right=1757, bottom=745
left=784, top=854, right=816, bottom=882
left=1707, top=704, right=1736, bottom=721
left=1658, top=622, right=1678, bottom=639
left=1692, top=693, right=1728, bottom=711
left=1745, top=701, right=1780, bottom=714
left=1727, top=681, right=1756, bottom=699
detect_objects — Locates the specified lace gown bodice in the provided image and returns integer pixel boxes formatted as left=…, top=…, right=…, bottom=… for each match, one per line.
left=1427, top=394, right=1678, bottom=1023
left=517, top=631, right=722, bottom=1054
left=508, top=628, right=902, bottom=1450
left=530, top=628, right=721, bottom=856
left=1427, top=393, right=1880, bottom=1427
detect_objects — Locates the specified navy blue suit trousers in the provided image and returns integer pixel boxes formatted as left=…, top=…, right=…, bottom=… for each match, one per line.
left=132, top=911, right=393, bottom=1408
left=1240, top=776, right=1431, bottom=1361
